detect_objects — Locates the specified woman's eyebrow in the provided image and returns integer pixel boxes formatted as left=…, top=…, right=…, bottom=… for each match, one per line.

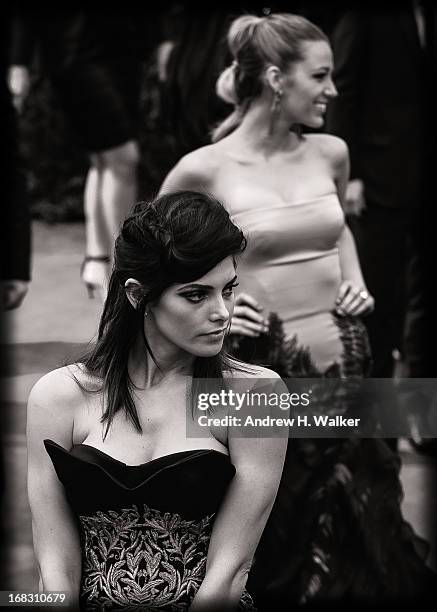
left=178, top=275, right=237, bottom=291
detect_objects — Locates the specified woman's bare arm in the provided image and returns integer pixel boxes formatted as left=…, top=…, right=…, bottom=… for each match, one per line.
left=329, top=137, right=374, bottom=315
left=27, top=368, right=82, bottom=608
left=190, top=372, right=288, bottom=611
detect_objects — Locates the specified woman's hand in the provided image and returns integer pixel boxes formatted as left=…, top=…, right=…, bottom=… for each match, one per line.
left=7, top=65, right=30, bottom=112
left=1, top=280, right=29, bottom=310
left=335, top=281, right=374, bottom=316
left=230, top=293, right=269, bottom=337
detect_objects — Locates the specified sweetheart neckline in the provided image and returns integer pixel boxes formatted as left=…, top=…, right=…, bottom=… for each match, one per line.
left=44, top=439, right=234, bottom=492
left=44, top=439, right=230, bottom=468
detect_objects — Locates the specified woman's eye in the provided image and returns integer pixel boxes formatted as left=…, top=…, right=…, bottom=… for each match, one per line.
left=183, top=292, right=206, bottom=303
left=223, top=282, right=239, bottom=297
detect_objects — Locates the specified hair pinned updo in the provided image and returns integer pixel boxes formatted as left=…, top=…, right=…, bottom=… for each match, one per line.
left=212, top=12, right=328, bottom=142
left=76, top=191, right=247, bottom=435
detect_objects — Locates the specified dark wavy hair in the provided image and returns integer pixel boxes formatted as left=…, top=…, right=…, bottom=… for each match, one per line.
left=76, top=190, right=247, bottom=436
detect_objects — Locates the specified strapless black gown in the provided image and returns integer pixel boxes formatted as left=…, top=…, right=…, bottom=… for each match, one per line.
left=44, top=440, right=256, bottom=611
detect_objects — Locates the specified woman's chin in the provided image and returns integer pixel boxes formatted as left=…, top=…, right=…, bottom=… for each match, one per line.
left=312, top=115, right=325, bottom=129
left=191, top=340, right=224, bottom=358
left=301, top=114, right=325, bottom=130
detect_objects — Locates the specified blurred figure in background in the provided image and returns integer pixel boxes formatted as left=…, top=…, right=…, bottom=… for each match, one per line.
left=1, top=76, right=31, bottom=311
left=2, top=11, right=31, bottom=311
left=326, top=0, right=437, bottom=380
left=1, top=7, right=32, bottom=590
left=161, top=7, right=234, bottom=157
left=8, top=8, right=154, bottom=300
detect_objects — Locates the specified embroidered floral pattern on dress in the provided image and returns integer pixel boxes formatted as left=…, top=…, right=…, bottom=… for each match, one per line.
left=79, top=504, right=255, bottom=611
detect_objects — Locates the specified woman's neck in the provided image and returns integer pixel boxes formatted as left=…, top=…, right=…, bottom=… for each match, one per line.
left=232, top=100, right=301, bottom=157
left=128, top=331, right=194, bottom=389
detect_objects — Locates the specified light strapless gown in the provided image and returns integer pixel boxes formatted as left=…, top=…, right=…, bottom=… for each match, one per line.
left=232, top=193, right=365, bottom=373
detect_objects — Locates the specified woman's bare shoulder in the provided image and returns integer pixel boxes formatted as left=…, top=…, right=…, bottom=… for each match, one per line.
left=161, top=144, right=225, bottom=192
left=182, top=143, right=225, bottom=165
left=306, top=133, right=348, bottom=163
left=27, top=364, right=102, bottom=446
left=28, top=364, right=100, bottom=410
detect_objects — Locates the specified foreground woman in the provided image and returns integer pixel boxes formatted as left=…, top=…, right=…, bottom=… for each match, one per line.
left=27, top=191, right=287, bottom=611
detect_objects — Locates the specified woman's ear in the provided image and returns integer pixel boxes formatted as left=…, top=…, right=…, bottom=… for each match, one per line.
left=264, top=65, right=282, bottom=94
left=125, top=278, right=143, bottom=310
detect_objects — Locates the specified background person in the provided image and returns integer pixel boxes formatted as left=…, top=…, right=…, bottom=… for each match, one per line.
left=8, top=8, right=152, bottom=300
left=160, top=12, right=435, bottom=607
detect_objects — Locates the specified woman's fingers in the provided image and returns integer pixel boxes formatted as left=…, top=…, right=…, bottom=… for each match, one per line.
left=346, top=295, right=366, bottom=315
left=231, top=315, right=268, bottom=333
left=338, top=288, right=361, bottom=314
left=234, top=305, right=266, bottom=325
left=230, top=321, right=261, bottom=337
left=235, top=292, right=263, bottom=311
left=347, top=292, right=374, bottom=316
left=356, top=295, right=375, bottom=315
left=336, top=283, right=374, bottom=316
left=335, top=281, right=351, bottom=307
left=231, top=292, right=268, bottom=336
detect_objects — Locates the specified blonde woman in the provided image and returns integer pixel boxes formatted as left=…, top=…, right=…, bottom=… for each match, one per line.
left=160, top=13, right=434, bottom=607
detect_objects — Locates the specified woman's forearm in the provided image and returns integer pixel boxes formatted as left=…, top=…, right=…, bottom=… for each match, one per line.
left=39, top=567, right=80, bottom=610
left=188, top=435, right=286, bottom=611
left=189, top=565, right=250, bottom=611
left=338, top=224, right=366, bottom=287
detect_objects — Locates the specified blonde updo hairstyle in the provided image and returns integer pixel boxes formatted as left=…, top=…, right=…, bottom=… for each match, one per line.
left=212, top=13, right=328, bottom=142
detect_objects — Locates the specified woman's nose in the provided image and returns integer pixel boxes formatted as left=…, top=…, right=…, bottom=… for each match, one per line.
left=210, top=296, right=230, bottom=321
left=326, top=78, right=338, bottom=98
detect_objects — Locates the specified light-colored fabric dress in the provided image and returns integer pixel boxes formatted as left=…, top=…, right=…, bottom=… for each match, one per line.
left=231, top=192, right=369, bottom=374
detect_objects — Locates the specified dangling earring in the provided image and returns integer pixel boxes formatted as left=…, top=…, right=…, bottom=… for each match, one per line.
left=269, top=89, right=283, bottom=134
left=138, top=299, right=148, bottom=316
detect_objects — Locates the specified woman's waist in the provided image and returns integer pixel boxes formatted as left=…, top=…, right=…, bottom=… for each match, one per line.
left=237, top=251, right=341, bottom=308
left=237, top=269, right=341, bottom=319
left=79, top=504, right=214, bottom=559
